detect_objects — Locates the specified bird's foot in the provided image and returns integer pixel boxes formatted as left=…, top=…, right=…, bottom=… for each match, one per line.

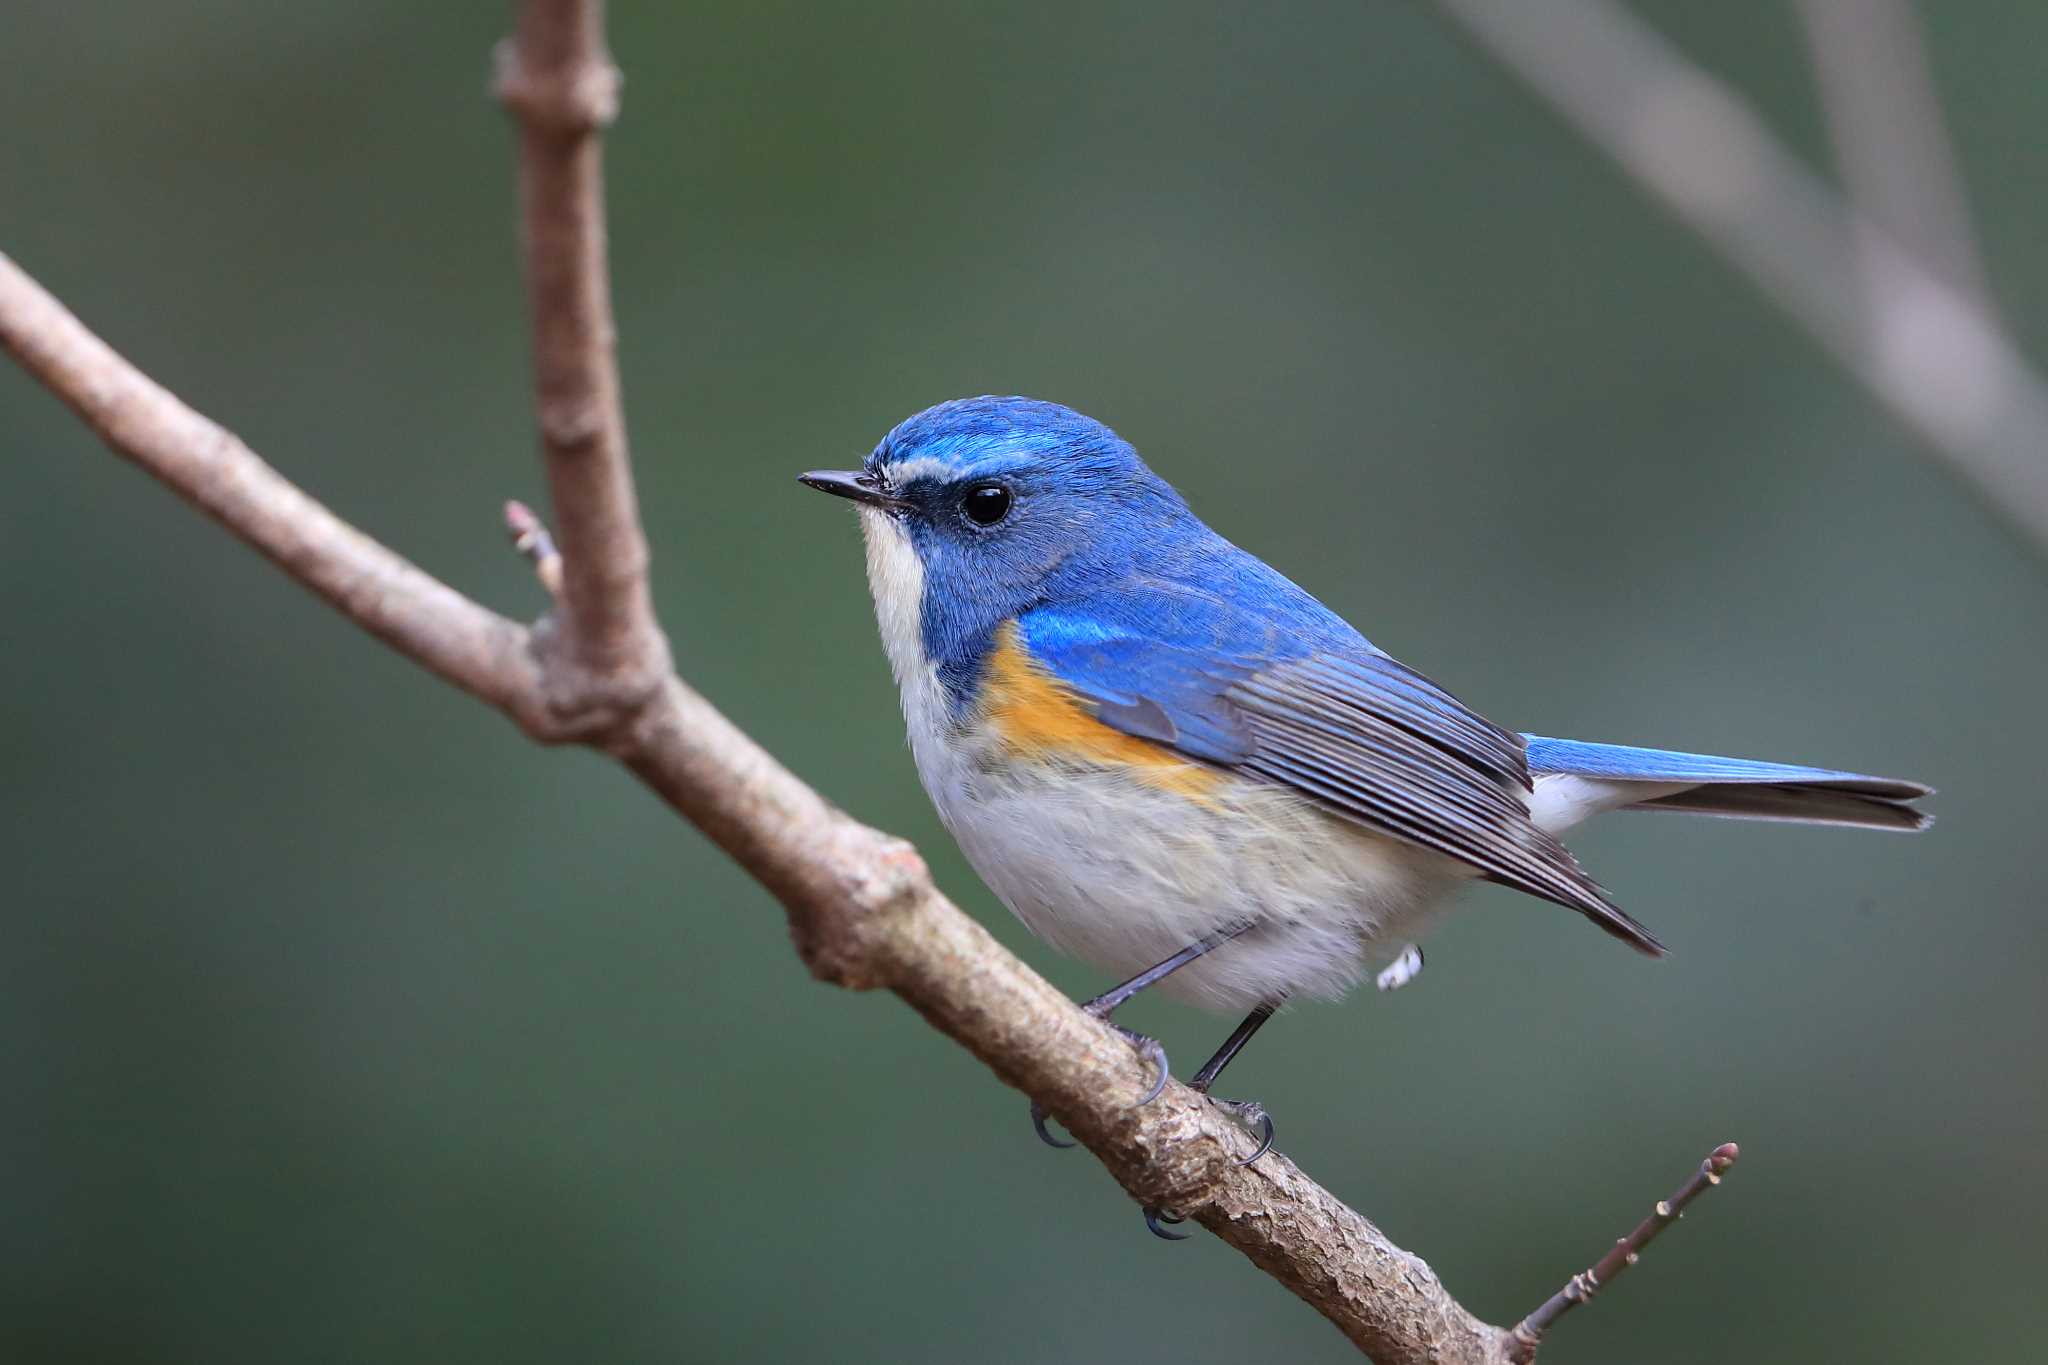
left=1027, top=1100, right=1075, bottom=1149
left=1135, top=1096, right=1276, bottom=1242
left=1029, top=1015, right=1170, bottom=1150
left=1102, top=1019, right=1171, bottom=1106
left=1207, top=1096, right=1275, bottom=1165
left=1143, top=1206, right=1190, bottom=1241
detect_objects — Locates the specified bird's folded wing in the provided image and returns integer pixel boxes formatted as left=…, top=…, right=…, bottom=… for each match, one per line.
left=1017, top=607, right=1664, bottom=954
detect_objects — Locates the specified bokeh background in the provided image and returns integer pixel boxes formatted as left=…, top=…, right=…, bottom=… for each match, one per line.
left=5, top=3, right=2042, bottom=1361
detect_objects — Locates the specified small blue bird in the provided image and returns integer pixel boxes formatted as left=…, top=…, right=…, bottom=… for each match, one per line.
left=802, top=396, right=1929, bottom=1209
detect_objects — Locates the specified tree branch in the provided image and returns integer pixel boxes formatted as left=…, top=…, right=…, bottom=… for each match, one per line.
left=0, top=2, right=1743, bottom=1358
left=0, top=252, right=546, bottom=727
left=1434, top=0, right=2048, bottom=558
left=495, top=0, right=668, bottom=706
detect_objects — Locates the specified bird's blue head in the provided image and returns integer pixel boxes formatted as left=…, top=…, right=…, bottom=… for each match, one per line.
left=800, top=396, right=1193, bottom=702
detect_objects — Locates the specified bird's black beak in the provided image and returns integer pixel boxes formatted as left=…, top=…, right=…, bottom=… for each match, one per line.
left=798, top=469, right=904, bottom=511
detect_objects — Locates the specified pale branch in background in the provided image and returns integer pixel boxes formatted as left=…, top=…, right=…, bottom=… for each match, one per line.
left=1795, top=0, right=1992, bottom=307
left=0, top=0, right=1745, bottom=1358
left=1434, top=0, right=2048, bottom=558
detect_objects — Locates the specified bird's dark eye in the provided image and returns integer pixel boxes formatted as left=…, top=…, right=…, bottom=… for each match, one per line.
left=961, top=482, right=1012, bottom=526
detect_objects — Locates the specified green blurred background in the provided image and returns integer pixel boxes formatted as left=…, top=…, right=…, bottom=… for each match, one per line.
left=4, top=3, right=2042, bottom=1361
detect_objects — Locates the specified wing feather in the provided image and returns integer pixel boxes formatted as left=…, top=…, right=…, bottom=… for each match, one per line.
left=1019, top=609, right=1664, bottom=955
left=1291, top=655, right=1529, bottom=786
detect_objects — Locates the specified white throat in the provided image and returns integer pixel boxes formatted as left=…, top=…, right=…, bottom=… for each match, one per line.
left=858, top=508, right=957, bottom=803
left=858, top=507, right=928, bottom=697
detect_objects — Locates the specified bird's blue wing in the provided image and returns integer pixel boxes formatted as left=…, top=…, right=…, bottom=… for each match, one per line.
left=1016, top=602, right=1664, bottom=954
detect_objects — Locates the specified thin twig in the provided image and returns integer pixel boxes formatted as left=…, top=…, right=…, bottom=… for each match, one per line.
left=1434, top=0, right=2048, bottom=557
left=505, top=498, right=564, bottom=598
left=1507, top=1143, right=1742, bottom=1362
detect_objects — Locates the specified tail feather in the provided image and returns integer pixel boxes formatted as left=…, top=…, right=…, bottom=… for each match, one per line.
left=1631, top=783, right=1931, bottom=832
left=1521, top=735, right=1933, bottom=834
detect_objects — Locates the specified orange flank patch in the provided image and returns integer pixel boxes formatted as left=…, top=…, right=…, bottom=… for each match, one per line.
left=978, top=624, right=1222, bottom=802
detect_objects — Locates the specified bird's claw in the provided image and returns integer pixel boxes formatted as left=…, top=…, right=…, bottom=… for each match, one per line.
left=1133, top=1098, right=1271, bottom=1243
left=1080, top=1000, right=1173, bottom=1105
left=1143, top=1206, right=1190, bottom=1241
left=1212, top=1097, right=1275, bottom=1165
left=1028, top=1022, right=1171, bottom=1150
left=1116, top=1027, right=1170, bottom=1107
left=1135, top=1100, right=1271, bottom=1243
left=1029, top=1100, right=1076, bottom=1149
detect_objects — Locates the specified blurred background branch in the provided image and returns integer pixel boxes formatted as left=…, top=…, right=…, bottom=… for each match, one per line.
left=1435, top=0, right=2048, bottom=557
left=1802, top=0, right=1990, bottom=309
left=1794, top=0, right=1991, bottom=307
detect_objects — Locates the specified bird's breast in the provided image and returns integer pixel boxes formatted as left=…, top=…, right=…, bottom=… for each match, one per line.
left=966, top=623, right=1224, bottom=803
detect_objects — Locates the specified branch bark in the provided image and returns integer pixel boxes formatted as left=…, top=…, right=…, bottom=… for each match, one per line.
left=495, top=0, right=667, bottom=708
left=0, top=3, right=1739, bottom=1358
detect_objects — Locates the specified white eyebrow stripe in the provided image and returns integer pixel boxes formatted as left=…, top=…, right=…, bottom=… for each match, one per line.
left=881, top=456, right=955, bottom=484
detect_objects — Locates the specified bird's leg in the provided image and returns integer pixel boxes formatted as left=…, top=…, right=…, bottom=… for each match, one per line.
left=1142, top=999, right=1282, bottom=1241
left=1153, top=957, right=1414, bottom=1239
left=1188, top=1000, right=1278, bottom=1094
left=1190, top=1002, right=1280, bottom=1164
left=1029, top=922, right=1251, bottom=1150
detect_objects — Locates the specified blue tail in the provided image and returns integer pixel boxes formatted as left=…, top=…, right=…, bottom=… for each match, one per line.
left=1521, top=737, right=1933, bottom=832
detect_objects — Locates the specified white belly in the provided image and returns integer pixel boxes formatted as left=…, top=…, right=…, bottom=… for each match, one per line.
left=924, top=741, right=1469, bottom=1014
